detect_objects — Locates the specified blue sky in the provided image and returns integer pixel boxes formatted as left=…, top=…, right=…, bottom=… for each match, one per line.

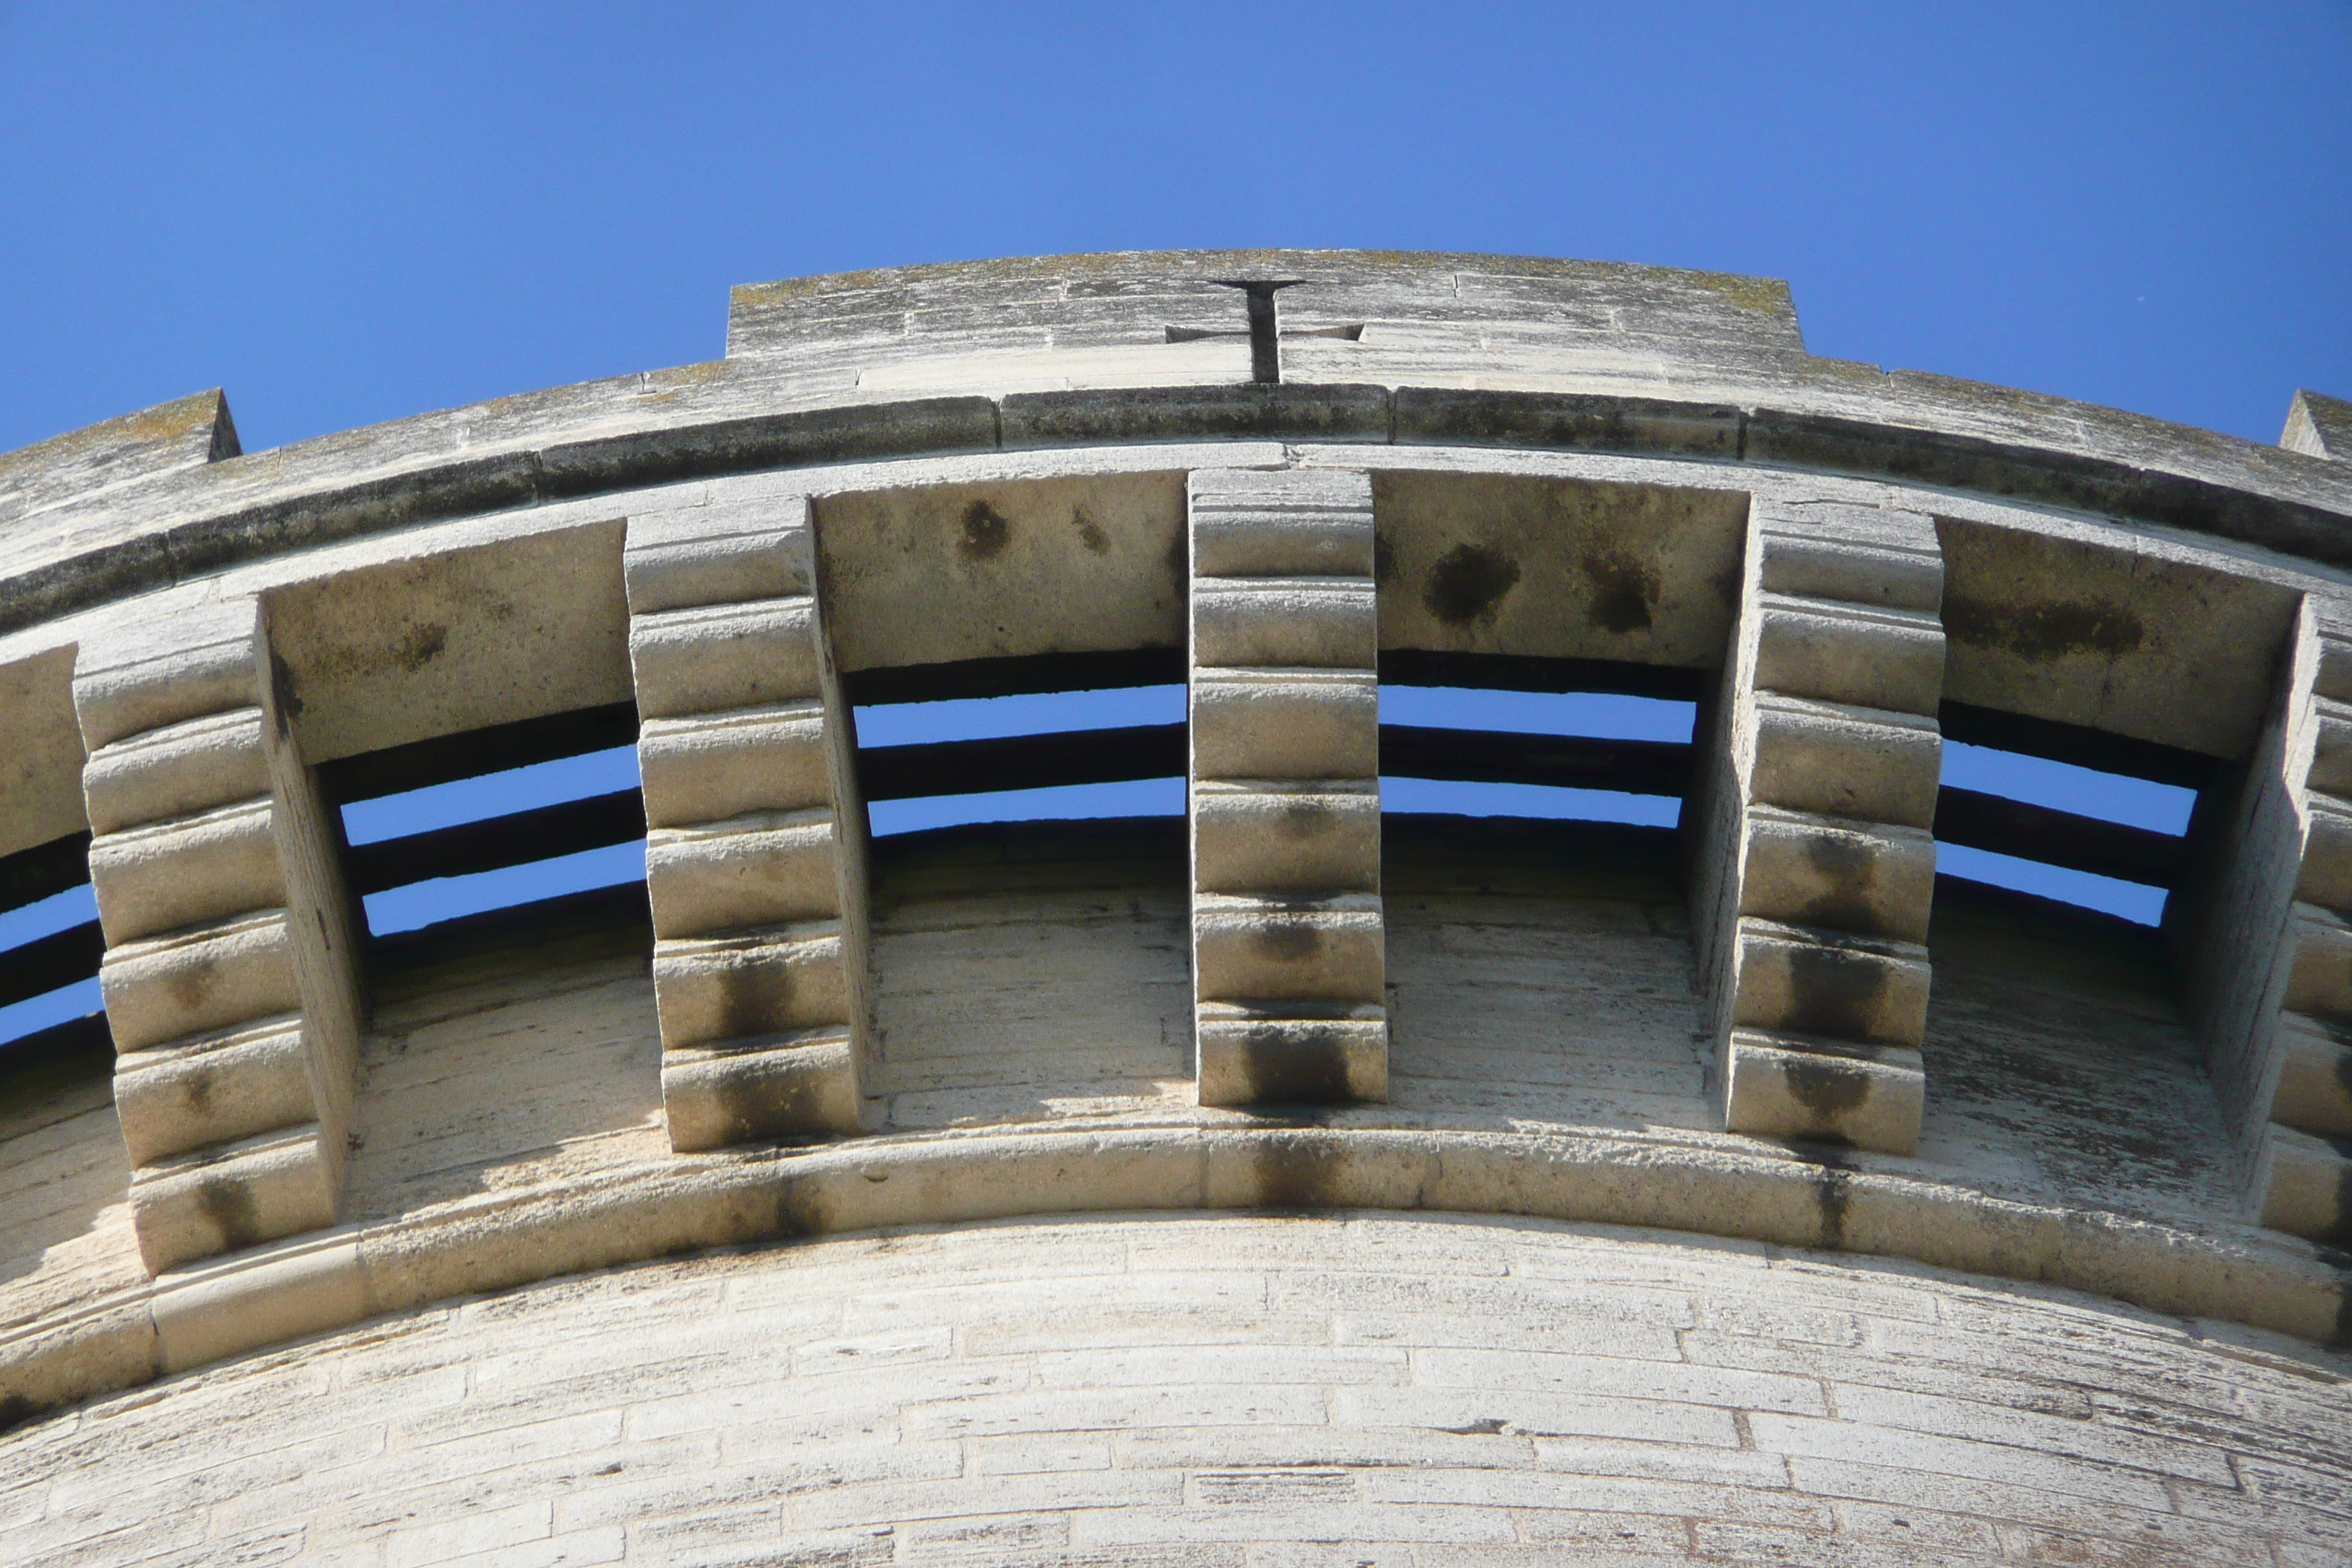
left=0, top=2, right=2345, bottom=1004
left=1, top=4, right=2345, bottom=455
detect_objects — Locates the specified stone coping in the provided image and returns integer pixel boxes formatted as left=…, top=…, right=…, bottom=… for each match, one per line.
left=4, top=383, right=2350, bottom=639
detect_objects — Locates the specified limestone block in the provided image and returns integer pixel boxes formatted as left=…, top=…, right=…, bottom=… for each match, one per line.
left=623, top=496, right=815, bottom=615
left=1192, top=781, right=1381, bottom=895
left=2302, top=696, right=2352, bottom=797
left=127, top=1124, right=337, bottom=1274
left=1722, top=1032, right=1926, bottom=1155
left=1188, top=467, right=1377, bottom=578
left=113, top=1016, right=316, bottom=1166
left=1739, top=807, right=1934, bottom=944
left=99, top=911, right=303, bottom=1053
left=652, top=922, right=851, bottom=1048
left=1191, top=669, right=1379, bottom=781
left=1752, top=516, right=1943, bottom=612
left=1749, top=696, right=1941, bottom=830
left=2293, top=793, right=2352, bottom=910
left=1750, top=595, right=1944, bottom=716
left=637, top=704, right=832, bottom=829
left=627, top=599, right=822, bottom=720
left=2249, top=1123, right=2351, bottom=1243
left=1196, top=1003, right=1389, bottom=1107
left=2266, top=1012, right=2352, bottom=1137
left=80, top=708, right=270, bottom=834
left=1193, top=892, right=1384, bottom=1003
left=1728, top=919, right=1931, bottom=1049
left=1191, top=578, right=1376, bottom=669
left=644, top=810, right=844, bottom=938
left=87, top=797, right=284, bottom=945
left=662, top=1030, right=862, bottom=1148
left=70, top=599, right=265, bottom=751
left=2280, top=902, right=2352, bottom=1021
left=148, top=1233, right=365, bottom=1376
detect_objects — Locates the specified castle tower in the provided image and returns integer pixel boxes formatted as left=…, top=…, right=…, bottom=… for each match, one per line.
left=1, top=252, right=2348, bottom=1563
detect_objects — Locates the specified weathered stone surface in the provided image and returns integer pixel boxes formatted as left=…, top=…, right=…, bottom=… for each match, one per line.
left=3, top=1213, right=2346, bottom=1564
left=1188, top=468, right=1387, bottom=1107
left=2284, top=388, right=2352, bottom=460
left=7, top=251, right=2352, bottom=1561
left=69, top=596, right=363, bottom=1273
left=1696, top=500, right=1945, bottom=1154
left=624, top=493, right=867, bottom=1145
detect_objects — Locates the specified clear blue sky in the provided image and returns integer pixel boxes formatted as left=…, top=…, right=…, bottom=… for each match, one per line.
left=2, top=3, right=2346, bottom=457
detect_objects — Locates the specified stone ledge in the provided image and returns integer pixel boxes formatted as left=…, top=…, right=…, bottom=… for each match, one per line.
left=7, top=382, right=2351, bottom=641
left=4, top=1113, right=2344, bottom=1433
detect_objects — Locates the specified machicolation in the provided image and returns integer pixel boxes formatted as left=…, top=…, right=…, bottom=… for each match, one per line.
left=2, top=250, right=2351, bottom=1563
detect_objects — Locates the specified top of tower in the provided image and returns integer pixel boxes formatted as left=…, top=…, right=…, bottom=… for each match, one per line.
left=725, top=249, right=1808, bottom=385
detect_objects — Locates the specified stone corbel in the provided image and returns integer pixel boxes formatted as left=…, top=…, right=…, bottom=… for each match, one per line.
left=1693, top=499, right=1945, bottom=1154
left=2190, top=597, right=2352, bottom=1241
left=1187, top=467, right=1387, bottom=1106
left=626, top=491, right=871, bottom=1149
left=74, top=596, right=364, bottom=1273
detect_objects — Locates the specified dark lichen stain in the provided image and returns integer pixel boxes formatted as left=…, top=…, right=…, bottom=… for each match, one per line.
left=1783, top=943, right=1891, bottom=1041
left=717, top=959, right=795, bottom=1041
left=1943, top=592, right=2144, bottom=662
left=1276, top=800, right=1333, bottom=840
left=1808, top=1147, right=1855, bottom=1250
left=772, top=1176, right=827, bottom=1241
left=393, top=621, right=449, bottom=672
left=183, top=1067, right=214, bottom=1118
left=1784, top=1055, right=1874, bottom=1124
left=1423, top=543, right=1521, bottom=626
left=717, top=1058, right=832, bottom=1149
left=1252, top=1129, right=1341, bottom=1208
left=195, top=1175, right=264, bottom=1252
left=1251, top=921, right=1324, bottom=964
left=266, top=648, right=304, bottom=736
left=1441, top=1417, right=1509, bottom=1436
left=1373, top=529, right=1397, bottom=587
left=1243, top=1024, right=1355, bottom=1106
left=1580, top=550, right=1660, bottom=635
left=959, top=500, right=1012, bottom=561
left=1795, top=833, right=1881, bottom=935
left=1070, top=506, right=1110, bottom=556
left=168, top=958, right=219, bottom=1011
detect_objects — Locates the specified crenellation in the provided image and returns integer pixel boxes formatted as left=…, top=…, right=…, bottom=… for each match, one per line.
left=624, top=492, right=872, bottom=1148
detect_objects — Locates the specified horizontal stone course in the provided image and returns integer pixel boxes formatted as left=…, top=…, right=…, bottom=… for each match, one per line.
left=4, top=1211, right=2345, bottom=1564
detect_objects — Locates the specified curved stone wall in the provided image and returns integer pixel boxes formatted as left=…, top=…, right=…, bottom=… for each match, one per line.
left=4, top=250, right=2352, bottom=1558
left=7, top=1213, right=2349, bottom=1566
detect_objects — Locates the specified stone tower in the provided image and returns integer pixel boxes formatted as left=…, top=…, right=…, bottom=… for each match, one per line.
left=1, top=252, right=2349, bottom=1563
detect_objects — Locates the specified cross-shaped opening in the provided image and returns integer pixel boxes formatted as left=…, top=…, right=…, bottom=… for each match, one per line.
left=1165, top=280, right=1364, bottom=384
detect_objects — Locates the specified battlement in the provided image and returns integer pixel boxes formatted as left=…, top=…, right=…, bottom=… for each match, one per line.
left=1, top=252, right=2347, bottom=1565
